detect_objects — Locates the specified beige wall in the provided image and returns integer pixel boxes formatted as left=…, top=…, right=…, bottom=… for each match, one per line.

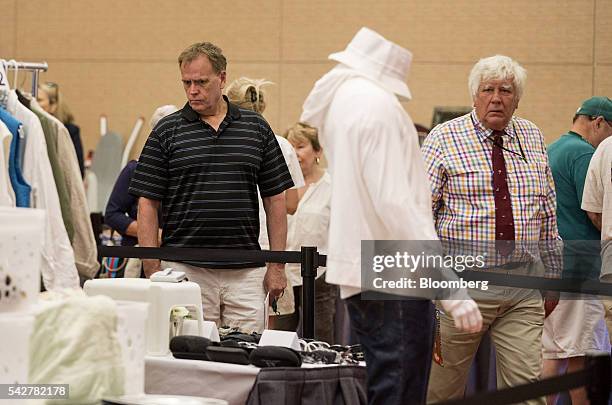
left=1, top=0, right=611, bottom=159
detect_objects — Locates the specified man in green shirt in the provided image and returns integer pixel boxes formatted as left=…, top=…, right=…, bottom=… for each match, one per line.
left=542, top=96, right=612, bottom=405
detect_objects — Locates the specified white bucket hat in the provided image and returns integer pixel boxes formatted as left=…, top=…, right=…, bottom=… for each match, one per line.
left=328, top=27, right=413, bottom=100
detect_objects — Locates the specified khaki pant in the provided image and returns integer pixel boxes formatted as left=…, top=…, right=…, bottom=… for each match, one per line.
left=163, top=261, right=266, bottom=333
left=427, top=287, right=545, bottom=405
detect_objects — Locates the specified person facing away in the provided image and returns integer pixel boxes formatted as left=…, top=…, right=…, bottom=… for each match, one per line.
left=301, top=27, right=482, bottom=405
left=37, top=82, right=85, bottom=178
left=225, top=76, right=305, bottom=241
left=422, top=54, right=562, bottom=405
left=129, top=42, right=294, bottom=333
left=542, top=96, right=612, bottom=405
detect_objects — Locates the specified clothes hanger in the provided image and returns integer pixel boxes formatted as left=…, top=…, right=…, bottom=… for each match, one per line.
left=0, top=60, right=10, bottom=109
left=100, top=114, right=107, bottom=137
left=121, top=116, right=144, bottom=168
left=7, top=60, right=18, bottom=90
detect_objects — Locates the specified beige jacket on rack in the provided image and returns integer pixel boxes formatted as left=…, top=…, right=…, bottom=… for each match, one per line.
left=31, top=100, right=99, bottom=280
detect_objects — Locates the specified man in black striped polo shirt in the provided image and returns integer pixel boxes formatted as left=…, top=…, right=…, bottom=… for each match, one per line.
left=129, top=42, right=294, bottom=332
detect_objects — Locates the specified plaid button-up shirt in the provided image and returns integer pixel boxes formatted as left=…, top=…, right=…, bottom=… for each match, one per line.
left=422, top=110, right=561, bottom=273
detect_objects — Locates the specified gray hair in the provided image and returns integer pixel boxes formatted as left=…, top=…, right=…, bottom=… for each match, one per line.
left=178, top=42, right=227, bottom=74
left=468, top=55, right=527, bottom=100
left=150, top=104, right=179, bottom=128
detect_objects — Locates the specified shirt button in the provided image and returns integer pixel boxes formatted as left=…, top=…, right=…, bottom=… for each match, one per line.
left=503, top=196, right=507, bottom=200
left=496, top=188, right=500, bottom=192
left=499, top=233, right=504, bottom=237
left=498, top=170, right=502, bottom=174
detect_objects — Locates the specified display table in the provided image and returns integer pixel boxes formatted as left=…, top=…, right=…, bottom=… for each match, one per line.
left=145, top=356, right=259, bottom=405
left=144, top=356, right=366, bottom=405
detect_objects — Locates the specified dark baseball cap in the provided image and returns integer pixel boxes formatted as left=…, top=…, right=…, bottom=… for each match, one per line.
left=576, top=96, right=612, bottom=121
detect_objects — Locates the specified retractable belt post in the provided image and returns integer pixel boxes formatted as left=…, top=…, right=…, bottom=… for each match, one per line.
left=300, top=246, right=318, bottom=339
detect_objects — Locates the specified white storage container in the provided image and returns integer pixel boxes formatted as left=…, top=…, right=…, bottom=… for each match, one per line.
left=0, top=208, right=45, bottom=313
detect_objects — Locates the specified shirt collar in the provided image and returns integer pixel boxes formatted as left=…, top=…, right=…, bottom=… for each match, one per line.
left=470, top=109, right=517, bottom=143
left=180, top=95, right=240, bottom=122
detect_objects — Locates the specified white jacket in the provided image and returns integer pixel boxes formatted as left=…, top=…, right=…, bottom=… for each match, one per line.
left=301, top=66, right=439, bottom=298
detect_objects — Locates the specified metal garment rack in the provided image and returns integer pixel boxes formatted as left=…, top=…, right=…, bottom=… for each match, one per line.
left=1, top=60, right=48, bottom=97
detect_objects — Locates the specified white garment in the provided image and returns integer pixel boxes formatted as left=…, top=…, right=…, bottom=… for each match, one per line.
left=286, top=171, right=331, bottom=287
left=258, top=135, right=305, bottom=249
left=543, top=296, right=610, bottom=358
left=7, top=91, right=79, bottom=290
left=582, top=135, right=612, bottom=241
left=0, top=120, right=15, bottom=206
left=301, top=69, right=440, bottom=299
left=582, top=135, right=612, bottom=278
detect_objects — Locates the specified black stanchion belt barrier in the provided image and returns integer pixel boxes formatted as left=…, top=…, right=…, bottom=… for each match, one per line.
left=98, top=246, right=612, bottom=297
left=434, top=353, right=611, bottom=405
left=97, top=246, right=326, bottom=267
left=460, top=270, right=612, bottom=296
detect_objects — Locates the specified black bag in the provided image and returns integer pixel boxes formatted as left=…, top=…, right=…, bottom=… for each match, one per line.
left=169, top=335, right=212, bottom=361
left=249, top=346, right=302, bottom=368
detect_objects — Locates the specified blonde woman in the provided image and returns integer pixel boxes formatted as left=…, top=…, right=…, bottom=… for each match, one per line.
left=225, top=77, right=305, bottom=244
left=276, top=122, right=336, bottom=343
left=37, top=82, right=85, bottom=178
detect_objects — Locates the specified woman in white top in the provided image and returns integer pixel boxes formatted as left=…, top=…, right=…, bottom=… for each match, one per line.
left=274, top=122, right=337, bottom=343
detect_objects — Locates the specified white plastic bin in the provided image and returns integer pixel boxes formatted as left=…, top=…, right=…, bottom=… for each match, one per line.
left=0, top=313, right=35, bottom=384
left=0, top=208, right=45, bottom=313
left=115, top=301, right=149, bottom=396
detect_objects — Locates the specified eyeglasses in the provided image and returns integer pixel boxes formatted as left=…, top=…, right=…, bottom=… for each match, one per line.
left=486, top=123, right=527, bottom=163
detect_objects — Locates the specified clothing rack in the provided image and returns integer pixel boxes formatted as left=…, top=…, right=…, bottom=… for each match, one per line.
left=1, top=60, right=48, bottom=97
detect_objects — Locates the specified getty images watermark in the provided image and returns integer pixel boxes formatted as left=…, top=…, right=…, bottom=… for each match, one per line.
left=359, top=240, right=567, bottom=300
left=360, top=240, right=492, bottom=300
left=370, top=249, right=489, bottom=292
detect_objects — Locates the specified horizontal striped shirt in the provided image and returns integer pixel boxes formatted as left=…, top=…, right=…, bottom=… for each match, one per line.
left=422, top=110, right=561, bottom=273
left=129, top=98, right=293, bottom=268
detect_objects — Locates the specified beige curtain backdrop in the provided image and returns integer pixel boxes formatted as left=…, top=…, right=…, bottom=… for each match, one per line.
left=1, top=0, right=610, bottom=159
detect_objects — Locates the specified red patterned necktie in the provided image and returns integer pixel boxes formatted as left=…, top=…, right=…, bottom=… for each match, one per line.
left=492, top=131, right=515, bottom=256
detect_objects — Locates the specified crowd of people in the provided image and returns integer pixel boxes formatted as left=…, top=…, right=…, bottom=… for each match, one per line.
left=95, top=29, right=612, bottom=405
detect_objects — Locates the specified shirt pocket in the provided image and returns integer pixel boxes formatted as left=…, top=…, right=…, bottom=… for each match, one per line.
left=446, top=166, right=492, bottom=211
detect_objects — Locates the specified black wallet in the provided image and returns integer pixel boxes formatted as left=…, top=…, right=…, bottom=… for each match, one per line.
left=249, top=346, right=302, bottom=368
left=170, top=335, right=212, bottom=361
left=206, top=345, right=251, bottom=365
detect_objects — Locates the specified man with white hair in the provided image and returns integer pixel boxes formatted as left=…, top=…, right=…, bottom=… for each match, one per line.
left=301, top=27, right=482, bottom=405
left=422, top=55, right=561, bottom=404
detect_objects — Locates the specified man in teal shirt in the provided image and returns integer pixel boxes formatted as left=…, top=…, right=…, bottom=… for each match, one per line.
left=548, top=97, right=612, bottom=278
left=543, top=96, right=612, bottom=405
